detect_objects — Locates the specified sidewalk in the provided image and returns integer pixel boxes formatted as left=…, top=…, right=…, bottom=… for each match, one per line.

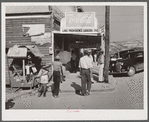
left=6, top=65, right=116, bottom=101
left=47, top=71, right=115, bottom=93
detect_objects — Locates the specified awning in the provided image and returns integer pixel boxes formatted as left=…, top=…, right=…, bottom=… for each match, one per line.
left=26, top=45, right=44, bottom=57
left=7, top=45, right=44, bottom=58
left=7, top=45, right=27, bottom=58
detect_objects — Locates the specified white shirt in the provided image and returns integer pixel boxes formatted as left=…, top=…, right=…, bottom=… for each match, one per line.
left=41, top=75, right=48, bottom=84
left=89, top=55, right=93, bottom=65
left=79, top=55, right=92, bottom=69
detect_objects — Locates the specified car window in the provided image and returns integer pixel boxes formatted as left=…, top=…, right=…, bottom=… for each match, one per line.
left=123, top=53, right=135, bottom=58
left=113, top=53, right=118, bottom=58
left=136, top=53, right=143, bottom=58
left=123, top=54, right=130, bottom=58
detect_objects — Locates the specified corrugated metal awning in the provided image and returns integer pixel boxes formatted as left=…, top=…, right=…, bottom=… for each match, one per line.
left=7, top=45, right=44, bottom=58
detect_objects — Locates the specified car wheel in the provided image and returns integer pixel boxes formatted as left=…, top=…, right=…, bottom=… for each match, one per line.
left=127, top=66, right=136, bottom=77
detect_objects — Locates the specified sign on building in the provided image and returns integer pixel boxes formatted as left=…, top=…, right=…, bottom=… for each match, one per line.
left=61, top=12, right=98, bottom=33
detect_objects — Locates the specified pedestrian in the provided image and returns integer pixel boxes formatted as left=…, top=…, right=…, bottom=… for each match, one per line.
left=97, top=49, right=104, bottom=83
left=94, top=51, right=97, bottom=66
left=51, top=55, right=64, bottom=98
left=71, top=50, right=77, bottom=73
left=88, top=50, right=94, bottom=83
left=79, top=50, right=92, bottom=96
left=35, top=65, right=50, bottom=97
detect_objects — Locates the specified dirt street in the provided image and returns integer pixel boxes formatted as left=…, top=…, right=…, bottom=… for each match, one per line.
left=6, top=71, right=144, bottom=109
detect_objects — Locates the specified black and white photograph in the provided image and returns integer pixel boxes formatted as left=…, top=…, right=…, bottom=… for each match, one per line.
left=2, top=2, right=147, bottom=121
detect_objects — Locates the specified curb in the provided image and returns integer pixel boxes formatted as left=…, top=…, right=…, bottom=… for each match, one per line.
left=6, top=84, right=115, bottom=101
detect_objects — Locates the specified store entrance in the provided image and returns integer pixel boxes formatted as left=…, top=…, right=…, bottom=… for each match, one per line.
left=53, top=32, right=101, bottom=73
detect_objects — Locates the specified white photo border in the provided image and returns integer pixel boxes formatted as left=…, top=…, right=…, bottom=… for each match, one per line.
left=2, top=2, right=148, bottom=121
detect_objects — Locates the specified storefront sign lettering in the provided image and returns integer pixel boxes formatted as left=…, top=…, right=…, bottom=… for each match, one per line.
left=62, top=29, right=98, bottom=33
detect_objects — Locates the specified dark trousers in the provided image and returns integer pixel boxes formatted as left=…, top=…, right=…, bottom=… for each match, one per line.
left=38, top=83, right=47, bottom=96
left=71, top=60, right=76, bottom=72
left=53, top=71, right=60, bottom=96
left=81, top=69, right=91, bottom=95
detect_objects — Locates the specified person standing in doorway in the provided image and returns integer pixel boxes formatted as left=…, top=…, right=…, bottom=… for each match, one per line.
left=97, top=49, right=104, bottom=83
left=71, top=50, right=77, bottom=73
left=88, top=50, right=94, bottom=83
left=94, top=51, right=97, bottom=66
left=79, top=50, right=92, bottom=96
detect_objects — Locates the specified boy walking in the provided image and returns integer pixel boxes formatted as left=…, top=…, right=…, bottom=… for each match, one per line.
left=35, top=65, right=49, bottom=97
left=51, top=55, right=64, bottom=98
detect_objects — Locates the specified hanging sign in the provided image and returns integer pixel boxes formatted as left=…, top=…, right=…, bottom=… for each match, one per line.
left=61, top=12, right=98, bottom=33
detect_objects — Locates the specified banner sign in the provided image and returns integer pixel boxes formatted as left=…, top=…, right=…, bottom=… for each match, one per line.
left=61, top=12, right=98, bottom=33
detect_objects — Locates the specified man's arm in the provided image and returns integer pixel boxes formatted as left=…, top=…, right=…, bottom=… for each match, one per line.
left=79, top=58, right=82, bottom=74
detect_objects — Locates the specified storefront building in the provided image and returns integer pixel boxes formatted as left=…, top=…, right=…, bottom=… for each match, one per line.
left=53, top=12, right=102, bottom=62
left=5, top=6, right=103, bottom=87
left=5, top=6, right=76, bottom=85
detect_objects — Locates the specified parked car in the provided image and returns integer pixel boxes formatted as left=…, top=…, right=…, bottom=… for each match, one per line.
left=109, top=50, right=144, bottom=76
left=110, top=47, right=143, bottom=61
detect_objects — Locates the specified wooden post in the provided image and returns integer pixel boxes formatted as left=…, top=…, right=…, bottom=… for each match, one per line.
left=22, top=60, right=25, bottom=81
left=104, top=6, right=110, bottom=83
left=6, top=56, right=12, bottom=89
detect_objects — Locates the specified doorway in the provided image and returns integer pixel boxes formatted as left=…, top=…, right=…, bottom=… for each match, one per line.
left=53, top=32, right=101, bottom=73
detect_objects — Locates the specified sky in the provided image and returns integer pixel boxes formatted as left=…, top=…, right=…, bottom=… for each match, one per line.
left=82, top=6, right=144, bottom=42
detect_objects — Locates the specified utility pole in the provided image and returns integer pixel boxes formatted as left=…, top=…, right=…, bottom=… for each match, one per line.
left=104, top=6, right=110, bottom=83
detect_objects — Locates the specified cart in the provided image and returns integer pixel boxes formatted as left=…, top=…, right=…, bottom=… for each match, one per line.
left=7, top=45, right=44, bottom=89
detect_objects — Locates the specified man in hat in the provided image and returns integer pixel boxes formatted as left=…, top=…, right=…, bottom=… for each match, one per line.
left=79, top=50, right=92, bottom=96
left=97, top=49, right=104, bottom=82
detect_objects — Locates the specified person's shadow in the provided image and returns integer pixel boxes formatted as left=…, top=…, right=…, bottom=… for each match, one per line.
left=5, top=99, right=15, bottom=109
left=71, top=82, right=82, bottom=95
